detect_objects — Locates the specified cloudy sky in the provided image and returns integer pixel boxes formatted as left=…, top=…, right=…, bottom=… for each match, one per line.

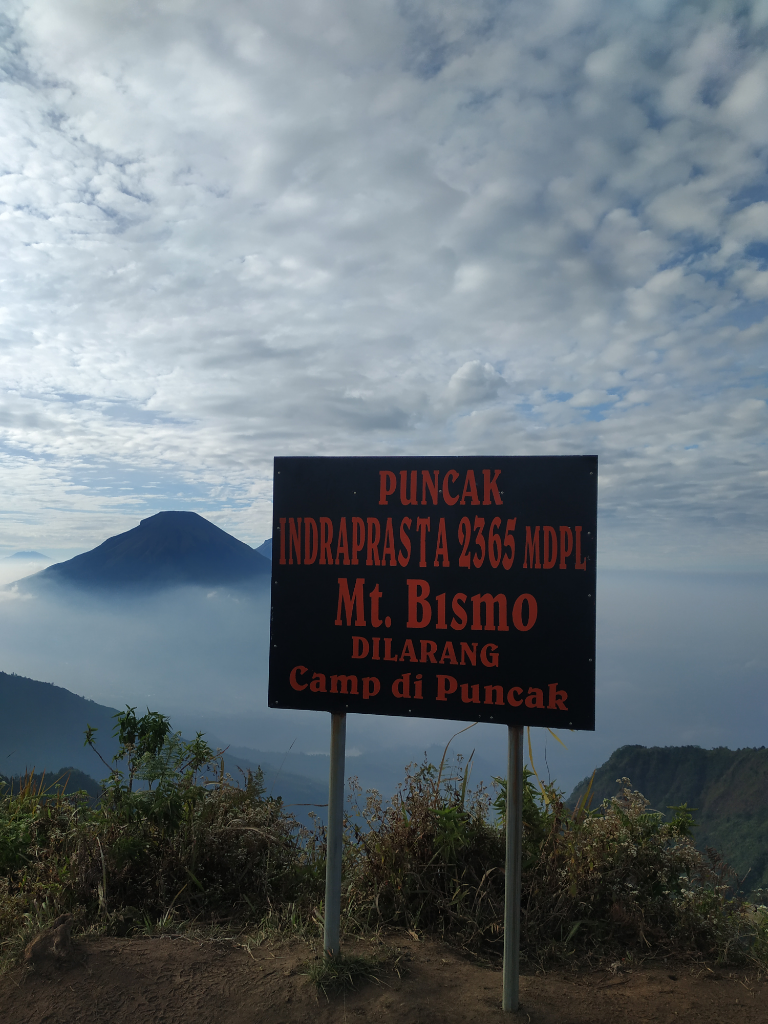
left=0, top=0, right=766, bottom=569
left=1, top=2, right=767, bottom=791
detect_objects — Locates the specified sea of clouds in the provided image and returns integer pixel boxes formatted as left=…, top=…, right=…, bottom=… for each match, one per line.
left=1, top=566, right=765, bottom=797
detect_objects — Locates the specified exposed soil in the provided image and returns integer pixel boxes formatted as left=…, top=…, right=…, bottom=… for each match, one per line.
left=1, top=930, right=767, bottom=1024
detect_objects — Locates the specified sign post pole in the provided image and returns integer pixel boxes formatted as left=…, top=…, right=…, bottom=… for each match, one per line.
left=502, top=724, right=524, bottom=1012
left=323, top=711, right=346, bottom=958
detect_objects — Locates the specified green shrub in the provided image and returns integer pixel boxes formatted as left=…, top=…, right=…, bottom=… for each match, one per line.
left=343, top=756, right=503, bottom=948
left=341, top=766, right=765, bottom=965
left=0, top=710, right=324, bottom=962
left=520, top=780, right=737, bottom=959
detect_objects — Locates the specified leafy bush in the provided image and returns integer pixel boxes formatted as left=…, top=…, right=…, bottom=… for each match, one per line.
left=520, top=779, right=739, bottom=960
left=340, top=763, right=763, bottom=964
left=0, top=709, right=323, bottom=965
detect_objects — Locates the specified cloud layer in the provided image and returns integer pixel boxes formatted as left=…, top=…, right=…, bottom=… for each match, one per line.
left=0, top=1, right=766, bottom=566
left=0, top=569, right=764, bottom=795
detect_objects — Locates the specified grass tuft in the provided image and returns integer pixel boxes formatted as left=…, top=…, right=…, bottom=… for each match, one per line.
left=303, top=951, right=383, bottom=995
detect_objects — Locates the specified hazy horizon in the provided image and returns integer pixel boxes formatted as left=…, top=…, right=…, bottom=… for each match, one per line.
left=1, top=564, right=765, bottom=798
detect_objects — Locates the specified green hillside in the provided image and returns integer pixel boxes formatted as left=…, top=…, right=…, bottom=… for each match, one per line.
left=568, top=745, right=768, bottom=892
left=0, top=766, right=101, bottom=802
left=0, top=670, right=119, bottom=779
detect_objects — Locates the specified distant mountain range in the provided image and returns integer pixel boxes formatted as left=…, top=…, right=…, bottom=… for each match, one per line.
left=0, top=670, right=119, bottom=780
left=11, top=512, right=271, bottom=592
left=568, top=744, right=768, bottom=892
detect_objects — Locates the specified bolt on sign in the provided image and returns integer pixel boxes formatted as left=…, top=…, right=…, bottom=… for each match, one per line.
left=269, top=456, right=597, bottom=730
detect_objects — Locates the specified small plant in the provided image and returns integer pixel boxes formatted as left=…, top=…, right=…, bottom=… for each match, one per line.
left=85, top=707, right=219, bottom=832
left=747, top=897, right=768, bottom=965
left=344, top=752, right=503, bottom=949
left=492, top=766, right=554, bottom=868
left=303, top=951, right=383, bottom=995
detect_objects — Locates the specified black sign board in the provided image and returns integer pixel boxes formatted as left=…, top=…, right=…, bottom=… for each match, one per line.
left=268, top=456, right=596, bottom=729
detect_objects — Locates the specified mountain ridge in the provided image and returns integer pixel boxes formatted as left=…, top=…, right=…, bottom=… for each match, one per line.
left=567, top=743, right=768, bottom=891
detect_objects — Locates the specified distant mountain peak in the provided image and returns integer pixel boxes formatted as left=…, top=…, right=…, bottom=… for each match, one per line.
left=255, top=538, right=272, bottom=560
left=140, top=511, right=214, bottom=528
left=5, top=551, right=48, bottom=560
left=20, top=511, right=270, bottom=591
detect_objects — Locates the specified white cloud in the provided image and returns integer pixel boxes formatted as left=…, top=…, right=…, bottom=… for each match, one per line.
left=446, top=359, right=505, bottom=406
left=731, top=266, right=768, bottom=300
left=568, top=389, right=617, bottom=409
left=721, top=55, right=768, bottom=138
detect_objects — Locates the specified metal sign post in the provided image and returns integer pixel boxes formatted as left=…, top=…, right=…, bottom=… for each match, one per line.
left=503, top=725, right=524, bottom=1012
left=323, top=712, right=346, bottom=957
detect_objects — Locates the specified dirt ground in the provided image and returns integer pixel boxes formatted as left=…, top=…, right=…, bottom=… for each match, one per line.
left=1, top=929, right=767, bottom=1024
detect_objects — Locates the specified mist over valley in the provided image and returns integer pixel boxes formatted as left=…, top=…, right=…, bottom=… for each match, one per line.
left=1, top=513, right=765, bottom=804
